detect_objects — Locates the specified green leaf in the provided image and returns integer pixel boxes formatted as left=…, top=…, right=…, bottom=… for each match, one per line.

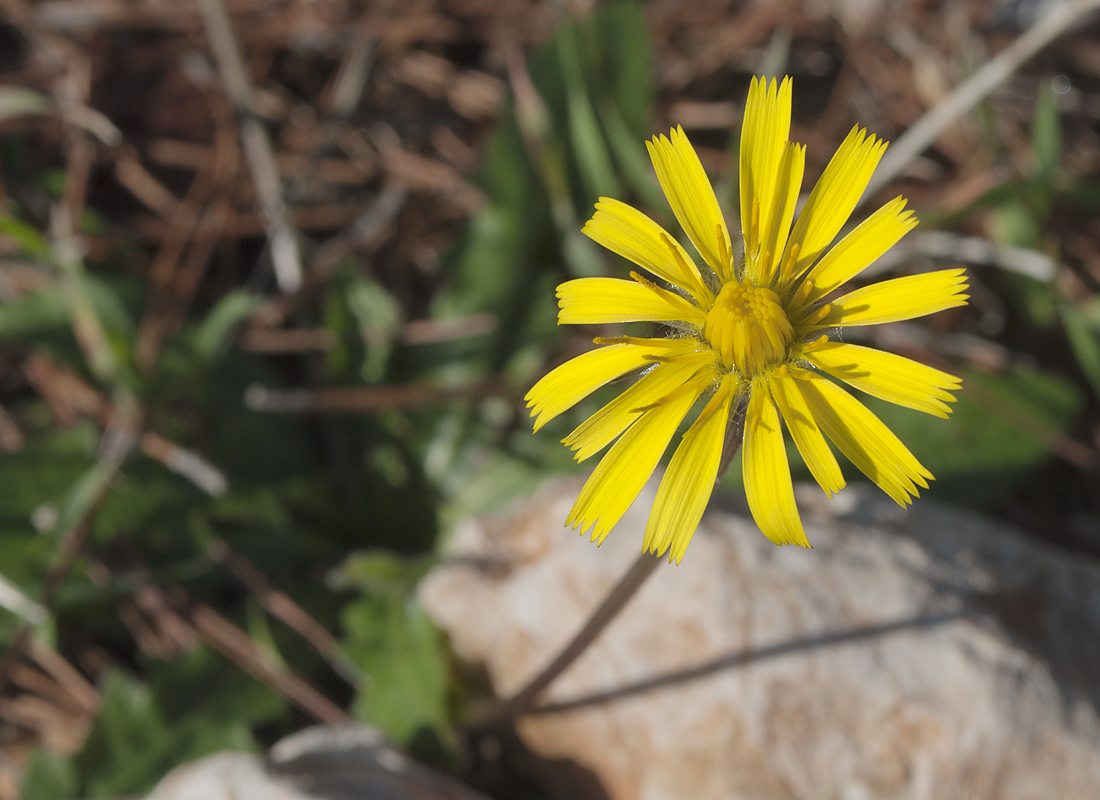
left=0, top=274, right=135, bottom=343
left=598, top=99, right=667, bottom=215
left=987, top=196, right=1043, bottom=251
left=149, top=644, right=283, bottom=736
left=91, top=466, right=194, bottom=544
left=0, top=87, right=54, bottom=123
left=53, top=456, right=122, bottom=539
left=1081, top=296, right=1100, bottom=331
left=1056, top=180, right=1100, bottom=213
left=21, top=749, right=79, bottom=800
left=0, top=284, right=71, bottom=340
left=441, top=114, right=539, bottom=316
left=79, top=273, right=135, bottom=336
left=0, top=417, right=96, bottom=587
left=72, top=654, right=277, bottom=797
left=329, top=550, right=433, bottom=595
left=346, top=275, right=400, bottom=383
left=342, top=593, right=448, bottom=747
left=591, top=1, right=654, bottom=140
left=0, top=213, right=50, bottom=259
left=335, top=551, right=448, bottom=750
left=557, top=23, right=621, bottom=202
left=1059, top=297, right=1100, bottom=400
left=190, top=289, right=262, bottom=362
left=1032, top=80, right=1061, bottom=183
left=78, top=668, right=173, bottom=795
left=439, top=448, right=556, bottom=531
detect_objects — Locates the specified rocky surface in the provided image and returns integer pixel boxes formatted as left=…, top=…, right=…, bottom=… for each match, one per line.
left=144, top=724, right=488, bottom=800
left=420, top=477, right=1100, bottom=800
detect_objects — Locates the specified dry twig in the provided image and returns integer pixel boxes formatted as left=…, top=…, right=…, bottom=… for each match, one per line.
left=244, top=378, right=507, bottom=413
left=208, top=539, right=363, bottom=689
left=864, top=0, right=1100, bottom=200
left=197, top=0, right=303, bottom=292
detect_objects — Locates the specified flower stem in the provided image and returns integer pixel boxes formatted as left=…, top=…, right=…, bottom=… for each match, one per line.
left=466, top=420, right=745, bottom=731
left=467, top=549, right=662, bottom=729
left=717, top=397, right=747, bottom=481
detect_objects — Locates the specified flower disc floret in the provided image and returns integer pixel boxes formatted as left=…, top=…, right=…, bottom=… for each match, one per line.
left=704, top=281, right=794, bottom=376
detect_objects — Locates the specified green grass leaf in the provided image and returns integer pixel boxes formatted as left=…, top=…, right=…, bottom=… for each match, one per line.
left=1032, top=80, right=1061, bottom=183
left=1059, top=296, right=1100, bottom=401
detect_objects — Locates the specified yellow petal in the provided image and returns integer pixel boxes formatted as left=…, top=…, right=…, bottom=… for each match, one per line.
left=644, top=374, right=737, bottom=563
left=647, top=126, right=733, bottom=281
left=813, top=269, right=968, bottom=328
left=740, top=76, right=793, bottom=271
left=770, top=368, right=845, bottom=496
left=582, top=197, right=711, bottom=302
left=742, top=381, right=809, bottom=547
left=752, top=140, right=805, bottom=285
left=564, top=354, right=715, bottom=462
left=557, top=277, right=705, bottom=326
left=794, top=368, right=932, bottom=506
left=782, top=126, right=889, bottom=281
left=525, top=338, right=694, bottom=432
left=567, top=372, right=711, bottom=544
left=801, top=197, right=917, bottom=302
left=803, top=340, right=961, bottom=418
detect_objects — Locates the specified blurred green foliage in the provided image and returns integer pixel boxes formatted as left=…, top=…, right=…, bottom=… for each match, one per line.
left=334, top=552, right=447, bottom=749
left=1, top=3, right=1098, bottom=797
left=6, top=4, right=660, bottom=795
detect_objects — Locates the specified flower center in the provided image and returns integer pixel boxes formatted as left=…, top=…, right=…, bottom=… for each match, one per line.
left=703, top=281, right=794, bottom=376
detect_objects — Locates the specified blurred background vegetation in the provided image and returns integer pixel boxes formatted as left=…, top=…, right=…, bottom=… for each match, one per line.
left=0, top=0, right=1099, bottom=796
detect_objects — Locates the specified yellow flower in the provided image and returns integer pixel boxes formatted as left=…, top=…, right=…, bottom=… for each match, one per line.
left=525, top=76, right=968, bottom=563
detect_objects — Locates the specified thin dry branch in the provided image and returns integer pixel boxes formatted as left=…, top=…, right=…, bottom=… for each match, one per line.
left=866, top=230, right=1057, bottom=282
left=244, top=378, right=507, bottom=413
left=208, top=539, right=363, bottom=689
left=197, top=0, right=303, bottom=292
left=112, top=147, right=179, bottom=218
left=183, top=601, right=351, bottom=725
left=135, top=100, right=240, bottom=370
left=864, top=0, right=1100, bottom=201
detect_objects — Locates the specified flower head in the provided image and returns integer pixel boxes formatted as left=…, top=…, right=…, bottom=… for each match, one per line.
left=525, top=76, right=968, bottom=562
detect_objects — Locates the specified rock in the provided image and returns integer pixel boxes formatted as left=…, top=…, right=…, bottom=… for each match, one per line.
left=144, top=724, right=488, bottom=800
left=419, top=477, right=1100, bottom=800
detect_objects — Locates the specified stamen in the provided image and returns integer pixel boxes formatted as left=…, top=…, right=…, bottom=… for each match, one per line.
left=630, top=368, right=708, bottom=414
left=629, top=271, right=696, bottom=320
left=804, top=303, right=833, bottom=326
left=716, top=223, right=731, bottom=279
left=594, top=335, right=688, bottom=348
left=759, top=249, right=772, bottom=281
left=660, top=232, right=679, bottom=254
left=780, top=242, right=800, bottom=282
left=791, top=278, right=814, bottom=308
left=800, top=334, right=830, bottom=354
left=749, top=199, right=761, bottom=258
left=660, top=232, right=708, bottom=298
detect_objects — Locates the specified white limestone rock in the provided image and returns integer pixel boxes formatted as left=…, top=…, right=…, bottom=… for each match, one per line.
left=144, top=724, right=488, bottom=800
left=420, top=477, right=1100, bottom=800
